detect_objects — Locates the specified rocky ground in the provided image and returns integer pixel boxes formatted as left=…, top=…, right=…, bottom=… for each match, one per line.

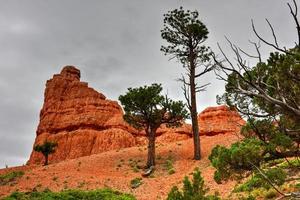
left=0, top=133, right=238, bottom=200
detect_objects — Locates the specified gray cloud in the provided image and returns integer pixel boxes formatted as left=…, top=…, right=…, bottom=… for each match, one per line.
left=0, top=0, right=296, bottom=167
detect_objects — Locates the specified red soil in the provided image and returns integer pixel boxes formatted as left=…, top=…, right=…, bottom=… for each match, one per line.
left=0, top=133, right=238, bottom=200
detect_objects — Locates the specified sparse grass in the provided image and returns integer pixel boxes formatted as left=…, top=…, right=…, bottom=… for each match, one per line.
left=128, top=159, right=142, bottom=173
left=0, top=171, right=24, bottom=186
left=2, top=188, right=136, bottom=200
left=168, top=168, right=175, bottom=175
left=164, top=156, right=175, bottom=175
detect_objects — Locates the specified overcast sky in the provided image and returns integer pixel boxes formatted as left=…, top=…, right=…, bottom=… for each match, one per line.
left=0, top=0, right=297, bottom=167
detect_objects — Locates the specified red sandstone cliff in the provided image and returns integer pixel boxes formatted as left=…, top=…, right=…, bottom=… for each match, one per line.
left=28, top=66, right=139, bottom=164
left=28, top=66, right=192, bottom=165
left=28, top=66, right=245, bottom=165
left=198, top=105, right=245, bottom=136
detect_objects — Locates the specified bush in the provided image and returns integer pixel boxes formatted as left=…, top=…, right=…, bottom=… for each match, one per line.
left=164, top=157, right=176, bottom=175
left=209, top=138, right=265, bottom=183
left=264, top=189, right=278, bottom=199
left=0, top=171, right=24, bottom=185
left=3, top=188, right=136, bottom=200
left=278, top=158, right=300, bottom=169
left=130, top=177, right=142, bottom=189
left=167, top=168, right=220, bottom=200
left=235, top=168, right=286, bottom=192
left=168, top=168, right=176, bottom=175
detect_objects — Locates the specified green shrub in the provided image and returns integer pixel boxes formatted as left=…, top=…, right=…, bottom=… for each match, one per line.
left=264, top=189, right=277, bottom=199
left=168, top=168, right=175, bottom=175
left=167, top=168, right=220, bottom=200
left=0, top=171, right=24, bottom=186
left=3, top=188, right=136, bottom=200
left=209, top=138, right=265, bottom=183
left=164, top=156, right=176, bottom=175
left=278, top=158, right=300, bottom=169
left=130, top=177, right=142, bottom=189
left=235, top=168, right=286, bottom=192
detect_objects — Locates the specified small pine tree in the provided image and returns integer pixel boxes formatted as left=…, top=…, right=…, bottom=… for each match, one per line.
left=167, top=168, right=220, bottom=200
left=119, top=83, right=188, bottom=168
left=34, top=140, right=58, bottom=165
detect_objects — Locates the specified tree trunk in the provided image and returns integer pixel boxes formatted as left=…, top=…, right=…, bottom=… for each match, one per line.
left=146, top=129, right=156, bottom=168
left=44, top=154, right=49, bottom=166
left=189, top=47, right=201, bottom=160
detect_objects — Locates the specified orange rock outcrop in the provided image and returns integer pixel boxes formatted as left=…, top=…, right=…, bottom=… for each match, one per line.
left=28, top=66, right=245, bottom=165
left=28, top=66, right=139, bottom=164
left=198, top=105, right=245, bottom=136
left=28, top=66, right=192, bottom=165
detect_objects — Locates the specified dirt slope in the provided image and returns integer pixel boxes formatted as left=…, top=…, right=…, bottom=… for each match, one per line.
left=0, top=133, right=238, bottom=200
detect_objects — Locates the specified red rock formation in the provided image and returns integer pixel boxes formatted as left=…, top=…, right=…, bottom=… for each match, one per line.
left=135, top=123, right=192, bottom=145
left=198, top=105, right=245, bottom=136
left=28, top=66, right=244, bottom=165
left=28, top=66, right=138, bottom=164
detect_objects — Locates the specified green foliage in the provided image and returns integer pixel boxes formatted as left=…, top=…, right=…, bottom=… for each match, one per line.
left=161, top=7, right=211, bottom=66
left=235, top=168, right=286, bottom=192
left=119, top=83, right=188, bottom=167
left=119, top=83, right=188, bottom=131
left=34, top=140, right=57, bottom=155
left=34, top=140, right=58, bottom=165
left=0, top=171, right=24, bottom=186
left=241, top=119, right=294, bottom=155
left=130, top=178, right=142, bottom=189
left=168, top=168, right=176, bottom=175
left=167, top=168, right=220, bottom=200
left=219, top=48, right=300, bottom=162
left=161, top=7, right=213, bottom=160
left=3, top=188, right=136, bottom=200
left=164, top=156, right=176, bottom=175
left=222, top=49, right=300, bottom=118
left=209, top=138, right=265, bottom=183
left=264, top=189, right=278, bottom=199
left=278, top=158, right=300, bottom=169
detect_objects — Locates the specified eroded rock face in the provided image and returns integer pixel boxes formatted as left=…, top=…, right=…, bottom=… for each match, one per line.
left=28, top=66, right=244, bottom=165
left=198, top=105, right=245, bottom=136
left=135, top=123, right=192, bottom=145
left=28, top=66, right=138, bottom=164
left=28, top=66, right=193, bottom=165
